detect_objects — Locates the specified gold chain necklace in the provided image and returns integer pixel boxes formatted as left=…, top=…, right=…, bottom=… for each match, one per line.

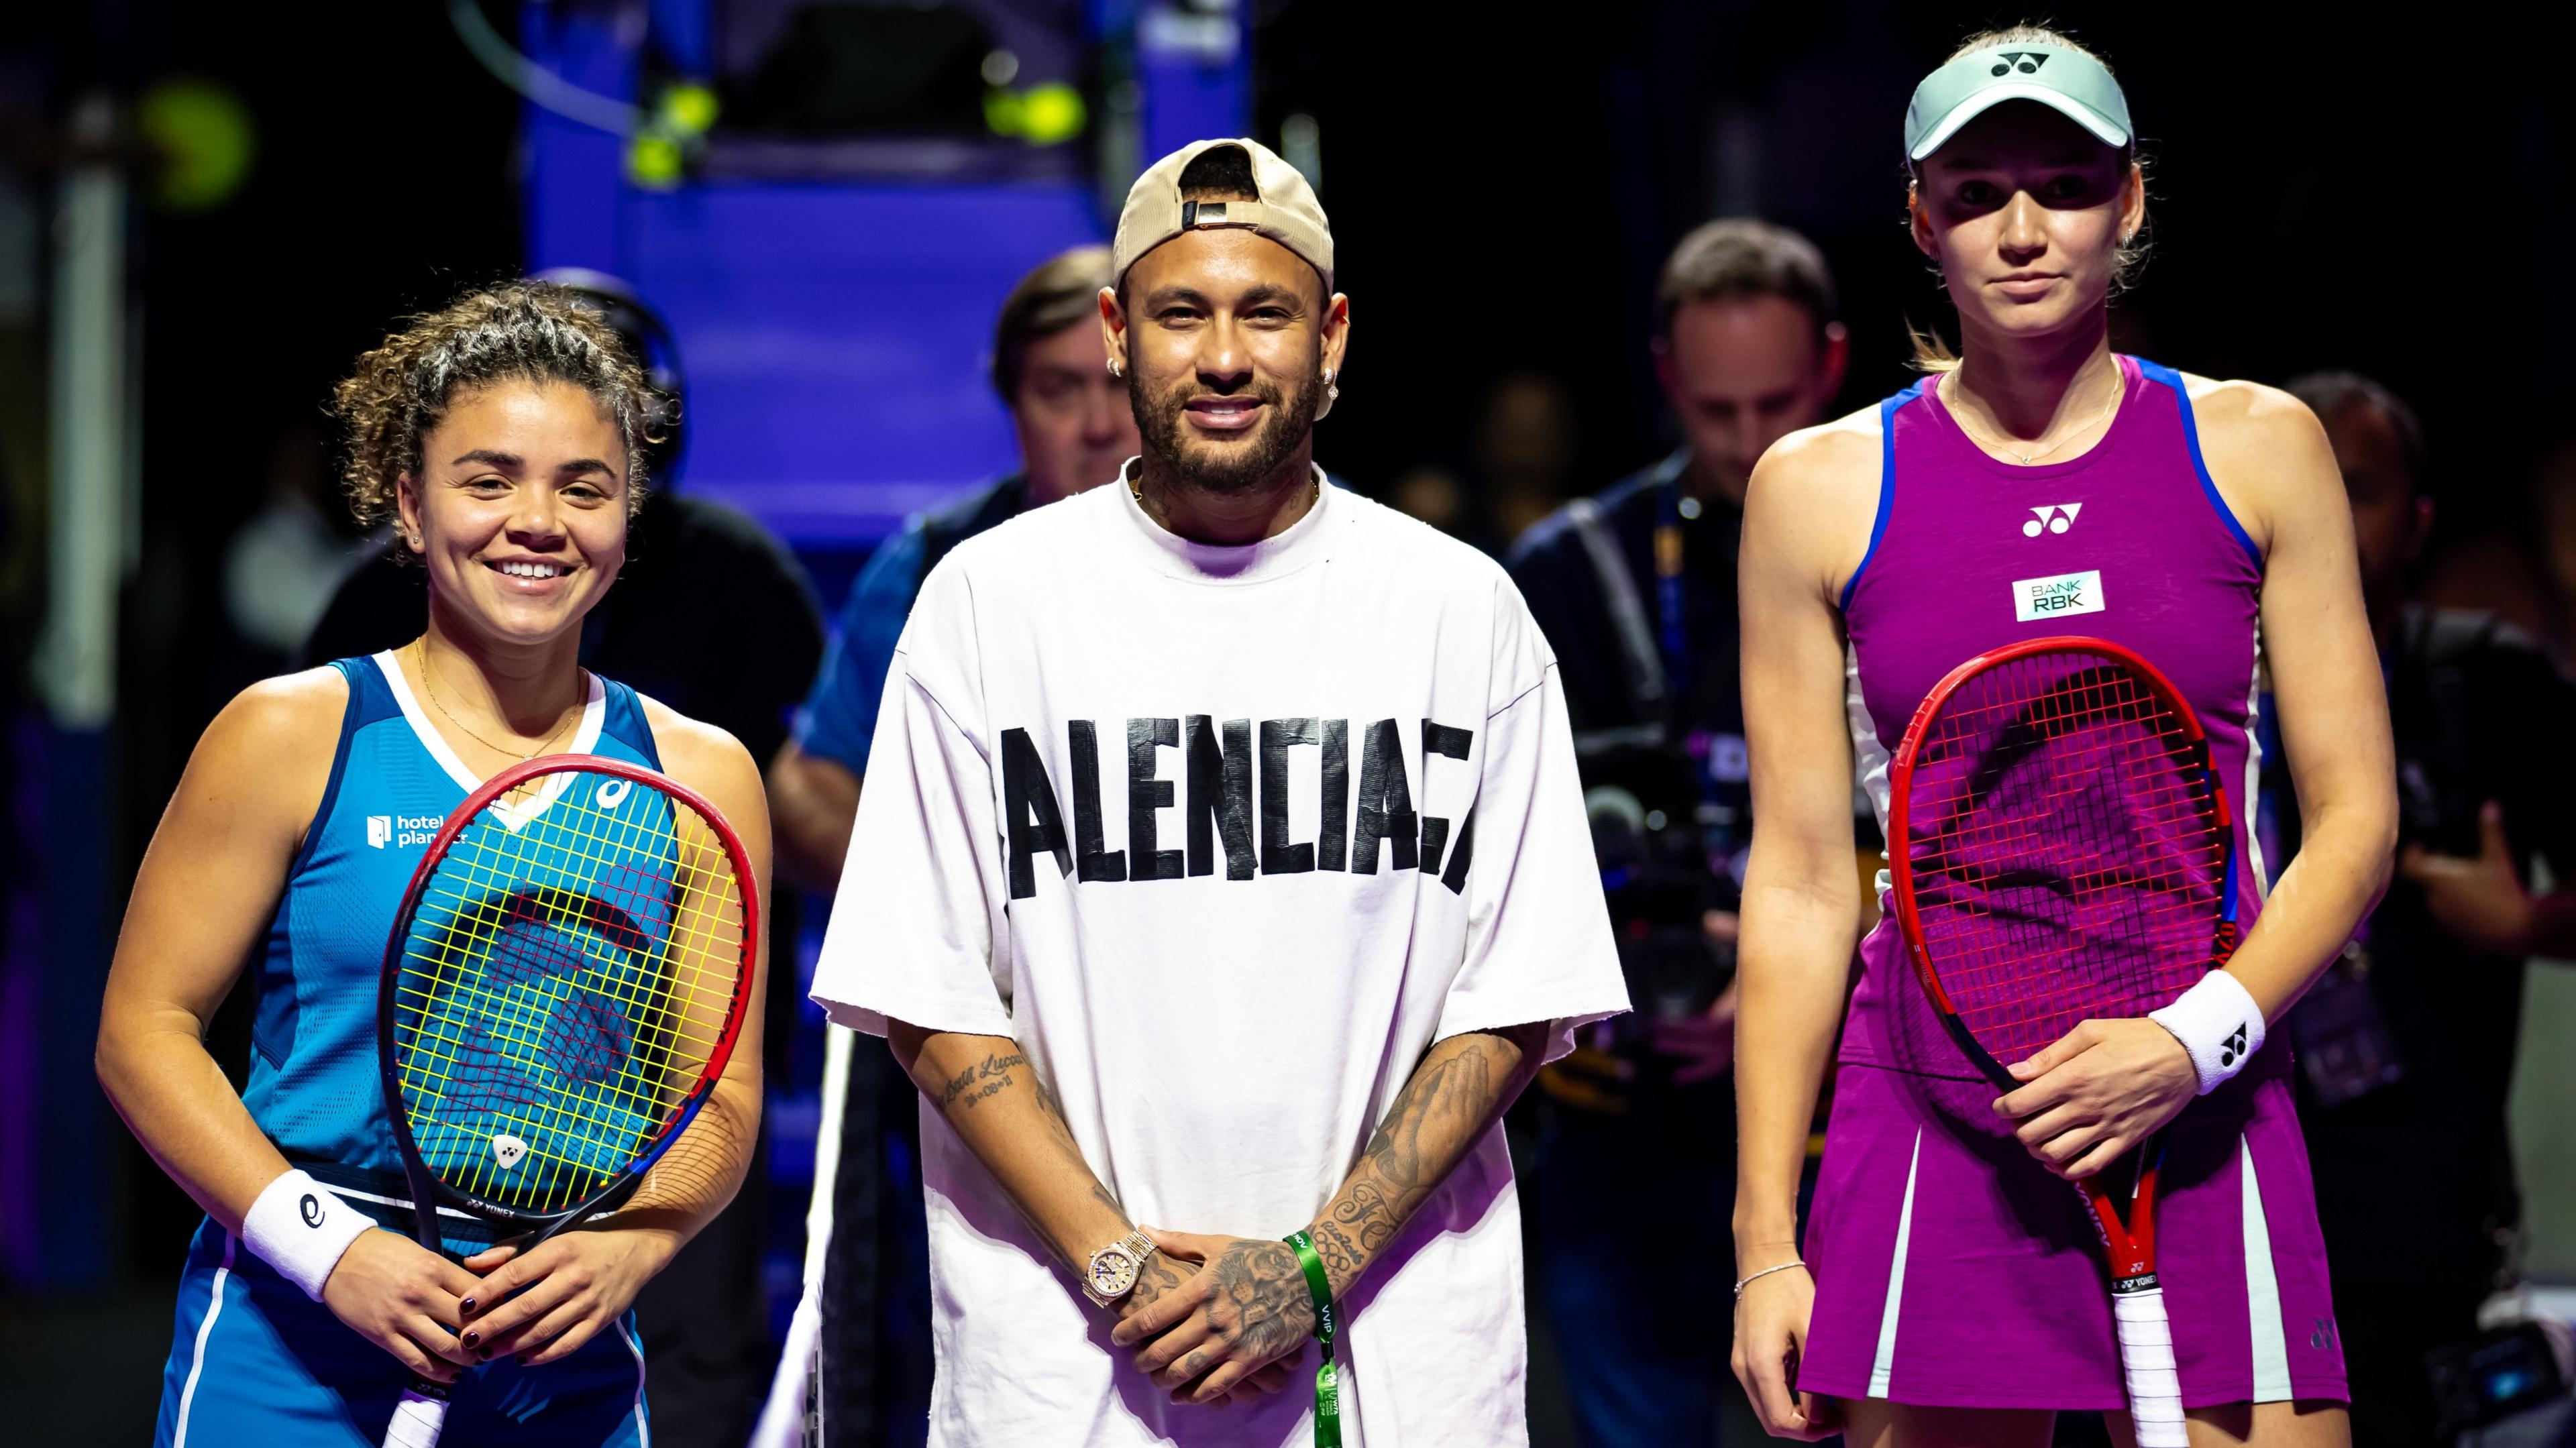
left=413, top=641, right=580, bottom=763
left=1943, top=370, right=2122, bottom=467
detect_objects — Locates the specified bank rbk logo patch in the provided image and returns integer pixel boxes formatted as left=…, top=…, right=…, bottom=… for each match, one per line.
left=2023, top=503, right=2082, bottom=537
left=2013, top=569, right=2104, bottom=622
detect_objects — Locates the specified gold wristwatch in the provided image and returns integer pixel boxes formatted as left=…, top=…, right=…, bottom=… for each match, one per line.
left=1083, top=1229, right=1156, bottom=1306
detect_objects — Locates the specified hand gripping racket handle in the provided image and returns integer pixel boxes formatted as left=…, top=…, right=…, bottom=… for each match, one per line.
left=381, top=1382, right=450, bottom=1448
left=2114, top=1283, right=2186, bottom=1447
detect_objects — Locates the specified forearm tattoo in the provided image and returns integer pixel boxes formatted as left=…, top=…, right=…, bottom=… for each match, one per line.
left=937, top=1050, right=1027, bottom=1110
left=1316, top=1027, right=1536, bottom=1295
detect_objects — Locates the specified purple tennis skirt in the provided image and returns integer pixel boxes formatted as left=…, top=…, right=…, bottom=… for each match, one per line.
left=1796, top=1050, right=2349, bottom=1411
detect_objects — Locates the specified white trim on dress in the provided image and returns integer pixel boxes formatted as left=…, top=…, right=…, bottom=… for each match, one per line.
left=170, top=1233, right=235, bottom=1448
left=1867, top=1127, right=1925, bottom=1398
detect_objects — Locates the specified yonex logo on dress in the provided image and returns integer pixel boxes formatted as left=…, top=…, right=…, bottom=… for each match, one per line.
left=367, top=814, right=445, bottom=849
left=1991, top=50, right=2050, bottom=76
left=2023, top=503, right=2083, bottom=537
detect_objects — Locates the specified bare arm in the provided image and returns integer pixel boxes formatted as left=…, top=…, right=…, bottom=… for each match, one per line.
left=1113, top=1021, right=1549, bottom=1405
left=887, top=1022, right=1132, bottom=1272
left=769, top=738, right=861, bottom=896
left=96, top=671, right=485, bottom=1382
left=1729, top=422, right=1881, bottom=1441
left=2206, top=381, right=2398, bottom=1015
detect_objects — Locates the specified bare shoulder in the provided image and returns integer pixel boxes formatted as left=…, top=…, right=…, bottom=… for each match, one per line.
left=1743, top=403, right=1887, bottom=591
left=637, top=695, right=769, bottom=828
left=2174, top=372, right=2338, bottom=547
left=175, top=666, right=352, bottom=840
left=200, top=667, right=351, bottom=780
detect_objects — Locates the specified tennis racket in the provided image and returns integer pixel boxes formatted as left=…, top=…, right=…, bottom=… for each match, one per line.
left=376, top=754, right=759, bottom=1448
left=1886, top=636, right=2240, bottom=1448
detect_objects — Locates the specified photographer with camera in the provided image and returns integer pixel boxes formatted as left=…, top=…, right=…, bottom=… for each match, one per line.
left=1505, top=220, right=1850, bottom=1447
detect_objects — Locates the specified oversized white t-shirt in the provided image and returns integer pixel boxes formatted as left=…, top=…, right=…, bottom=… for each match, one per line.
left=812, top=469, right=1626, bottom=1447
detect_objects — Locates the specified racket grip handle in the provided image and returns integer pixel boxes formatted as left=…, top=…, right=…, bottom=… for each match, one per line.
left=381, top=1383, right=451, bottom=1448
left=2113, top=1284, right=2186, bottom=1447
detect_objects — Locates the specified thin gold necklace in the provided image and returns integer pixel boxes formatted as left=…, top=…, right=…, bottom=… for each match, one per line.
left=413, top=641, right=581, bottom=763
left=1943, top=370, right=2122, bottom=467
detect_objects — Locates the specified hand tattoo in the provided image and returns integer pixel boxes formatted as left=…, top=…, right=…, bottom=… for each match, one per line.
left=1202, top=1239, right=1316, bottom=1365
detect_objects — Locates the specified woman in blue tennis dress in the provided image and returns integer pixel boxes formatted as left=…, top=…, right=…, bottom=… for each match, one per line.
left=97, top=283, right=772, bottom=1447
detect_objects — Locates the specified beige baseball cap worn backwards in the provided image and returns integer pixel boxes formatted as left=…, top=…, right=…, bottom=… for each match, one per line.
left=1110, top=137, right=1334, bottom=290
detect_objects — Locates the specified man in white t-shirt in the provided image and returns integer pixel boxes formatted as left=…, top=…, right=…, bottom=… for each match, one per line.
left=810, top=136, right=1627, bottom=1448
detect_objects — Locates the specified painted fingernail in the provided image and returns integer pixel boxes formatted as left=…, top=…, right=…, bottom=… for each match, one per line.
left=462, top=1330, right=480, bottom=1347
left=461, top=1297, right=477, bottom=1313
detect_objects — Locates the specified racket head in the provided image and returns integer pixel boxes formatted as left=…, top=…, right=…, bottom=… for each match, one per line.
left=1886, top=636, right=2237, bottom=1095
left=378, top=753, right=758, bottom=1233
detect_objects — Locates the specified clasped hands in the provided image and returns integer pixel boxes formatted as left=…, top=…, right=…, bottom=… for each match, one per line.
left=1991, top=1017, right=2200, bottom=1180
left=1107, top=1227, right=1320, bottom=1409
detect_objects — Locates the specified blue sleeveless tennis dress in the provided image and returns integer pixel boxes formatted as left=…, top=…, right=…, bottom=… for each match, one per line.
left=154, top=653, right=663, bottom=1448
left=1796, top=359, right=2348, bottom=1412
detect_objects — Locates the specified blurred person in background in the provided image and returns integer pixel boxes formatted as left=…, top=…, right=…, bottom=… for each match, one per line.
left=221, top=421, right=361, bottom=673
left=1504, top=217, right=1847, bottom=1447
left=1735, top=26, right=2385, bottom=1444
left=765, top=243, right=1138, bottom=1446
left=99, top=282, right=770, bottom=1447
left=2276, top=371, right=2576, bottom=1447
left=301, top=270, right=823, bottom=1448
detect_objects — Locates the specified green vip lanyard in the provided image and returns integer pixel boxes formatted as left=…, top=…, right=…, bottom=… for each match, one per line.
left=1282, top=1231, right=1340, bottom=1447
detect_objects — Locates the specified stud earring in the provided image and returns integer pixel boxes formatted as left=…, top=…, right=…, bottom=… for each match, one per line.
left=1107, top=357, right=1122, bottom=378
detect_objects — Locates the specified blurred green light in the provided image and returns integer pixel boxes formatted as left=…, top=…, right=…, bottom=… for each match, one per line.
left=663, top=82, right=718, bottom=136
left=1018, top=83, right=1085, bottom=145
left=629, top=133, right=684, bottom=189
left=136, top=78, right=256, bottom=213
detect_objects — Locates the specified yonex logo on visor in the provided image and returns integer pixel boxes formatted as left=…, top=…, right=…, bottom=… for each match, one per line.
left=1905, top=41, right=2132, bottom=161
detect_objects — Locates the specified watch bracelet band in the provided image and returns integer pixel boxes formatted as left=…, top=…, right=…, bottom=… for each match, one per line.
left=1081, top=1229, right=1157, bottom=1306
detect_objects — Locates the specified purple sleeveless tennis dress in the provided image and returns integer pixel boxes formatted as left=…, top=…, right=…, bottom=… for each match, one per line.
left=1796, top=355, right=2349, bottom=1412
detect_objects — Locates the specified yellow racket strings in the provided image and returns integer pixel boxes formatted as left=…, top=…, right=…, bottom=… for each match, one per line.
left=392, top=772, right=747, bottom=1213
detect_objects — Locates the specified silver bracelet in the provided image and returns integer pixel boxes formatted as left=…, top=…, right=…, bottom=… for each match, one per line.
left=1732, top=1260, right=1807, bottom=1300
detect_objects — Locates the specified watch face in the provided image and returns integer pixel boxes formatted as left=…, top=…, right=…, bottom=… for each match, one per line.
left=1089, top=1245, right=1141, bottom=1298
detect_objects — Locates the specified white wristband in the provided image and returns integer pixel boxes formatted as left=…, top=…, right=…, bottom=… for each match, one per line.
left=241, top=1169, right=378, bottom=1300
left=2147, top=970, right=2265, bottom=1096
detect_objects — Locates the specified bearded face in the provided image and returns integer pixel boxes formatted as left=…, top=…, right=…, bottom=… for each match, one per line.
left=1111, top=225, right=1342, bottom=500
left=1128, top=348, right=1322, bottom=495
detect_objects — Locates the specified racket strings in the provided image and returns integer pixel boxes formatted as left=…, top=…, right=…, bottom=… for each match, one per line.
left=1899, top=651, right=2227, bottom=1072
left=390, top=772, right=748, bottom=1214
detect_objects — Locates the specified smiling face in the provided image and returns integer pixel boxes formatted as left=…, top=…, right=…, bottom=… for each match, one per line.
left=396, top=380, right=629, bottom=649
left=1911, top=101, right=2143, bottom=347
left=1106, top=227, right=1348, bottom=494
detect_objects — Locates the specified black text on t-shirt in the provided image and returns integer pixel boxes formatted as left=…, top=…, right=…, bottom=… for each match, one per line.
left=1000, top=716, right=1479, bottom=901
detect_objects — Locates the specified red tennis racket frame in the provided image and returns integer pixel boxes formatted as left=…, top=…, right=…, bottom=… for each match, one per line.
left=1885, top=635, right=2242, bottom=1285
left=375, top=753, right=760, bottom=1231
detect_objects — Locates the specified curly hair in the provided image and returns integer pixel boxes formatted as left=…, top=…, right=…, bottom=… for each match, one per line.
left=331, top=280, right=662, bottom=536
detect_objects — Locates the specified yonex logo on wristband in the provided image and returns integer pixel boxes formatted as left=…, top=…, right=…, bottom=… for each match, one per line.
left=2219, top=1024, right=2248, bottom=1068
left=300, top=1193, right=323, bottom=1228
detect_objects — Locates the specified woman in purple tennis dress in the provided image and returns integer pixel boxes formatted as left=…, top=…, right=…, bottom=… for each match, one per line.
left=1730, top=26, right=2394, bottom=1448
